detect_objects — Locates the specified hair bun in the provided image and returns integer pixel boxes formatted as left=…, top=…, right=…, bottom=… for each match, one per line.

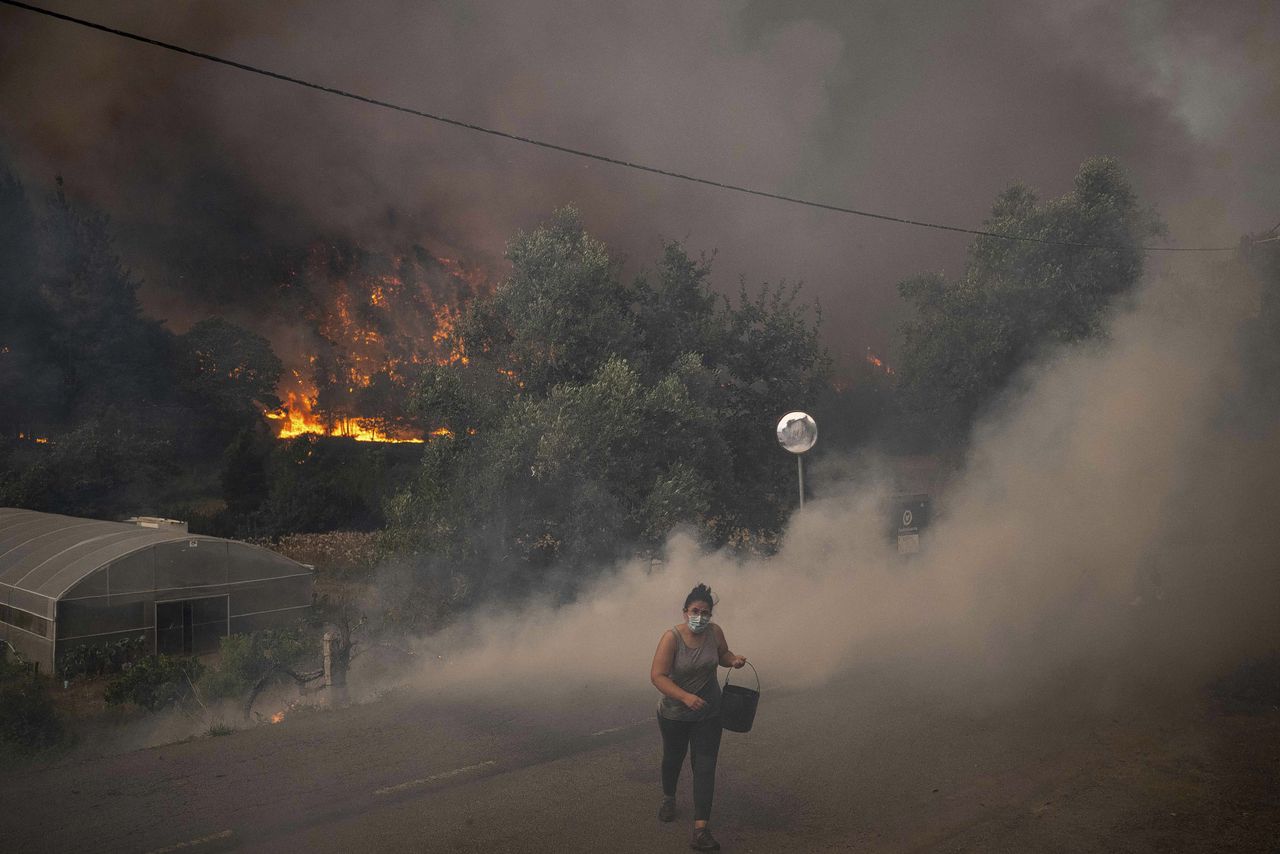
left=684, top=583, right=717, bottom=610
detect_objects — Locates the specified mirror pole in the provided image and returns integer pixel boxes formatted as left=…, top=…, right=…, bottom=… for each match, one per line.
left=798, top=454, right=805, bottom=511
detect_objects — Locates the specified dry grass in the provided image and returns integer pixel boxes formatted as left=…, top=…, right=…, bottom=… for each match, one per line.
left=249, top=531, right=381, bottom=575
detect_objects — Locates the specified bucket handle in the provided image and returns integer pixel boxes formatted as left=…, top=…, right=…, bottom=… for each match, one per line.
left=723, top=660, right=760, bottom=691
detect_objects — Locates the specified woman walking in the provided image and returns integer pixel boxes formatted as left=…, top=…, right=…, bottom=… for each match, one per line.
left=650, top=583, right=747, bottom=851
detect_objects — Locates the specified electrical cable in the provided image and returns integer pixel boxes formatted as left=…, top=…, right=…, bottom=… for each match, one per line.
left=0, top=0, right=1246, bottom=253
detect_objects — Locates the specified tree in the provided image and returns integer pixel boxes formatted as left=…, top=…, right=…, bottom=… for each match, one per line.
left=39, top=177, right=171, bottom=419
left=391, top=208, right=828, bottom=603
left=200, top=628, right=314, bottom=719
left=178, top=318, right=282, bottom=416
left=177, top=318, right=283, bottom=451
left=253, top=436, right=415, bottom=535
left=0, top=163, right=62, bottom=437
left=476, top=354, right=725, bottom=582
left=487, top=206, right=639, bottom=395
left=895, top=157, right=1164, bottom=448
left=709, top=280, right=830, bottom=533
left=6, top=407, right=178, bottom=519
left=630, top=242, right=721, bottom=379
left=220, top=425, right=274, bottom=518
left=0, top=171, right=207, bottom=522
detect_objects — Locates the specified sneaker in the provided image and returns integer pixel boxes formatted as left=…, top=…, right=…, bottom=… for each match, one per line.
left=658, top=796, right=677, bottom=822
left=690, top=827, right=721, bottom=851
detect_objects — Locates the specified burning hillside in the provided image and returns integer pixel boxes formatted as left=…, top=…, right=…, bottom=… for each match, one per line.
left=261, top=241, right=489, bottom=443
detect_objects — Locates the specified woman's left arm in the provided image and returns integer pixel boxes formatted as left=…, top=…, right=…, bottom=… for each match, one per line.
left=713, top=624, right=747, bottom=668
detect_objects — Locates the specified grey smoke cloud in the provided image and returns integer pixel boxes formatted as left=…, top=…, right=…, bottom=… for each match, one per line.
left=1, top=1, right=1275, bottom=353
left=83, top=253, right=1278, bottom=752
left=399, top=254, right=1278, bottom=708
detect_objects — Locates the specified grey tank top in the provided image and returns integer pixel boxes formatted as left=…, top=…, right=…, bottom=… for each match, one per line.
left=658, top=627, right=721, bottom=721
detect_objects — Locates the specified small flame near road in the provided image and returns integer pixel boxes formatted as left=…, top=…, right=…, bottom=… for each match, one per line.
left=270, top=710, right=285, bottom=724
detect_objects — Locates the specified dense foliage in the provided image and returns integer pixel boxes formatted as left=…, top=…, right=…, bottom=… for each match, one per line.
left=200, top=627, right=309, bottom=700
left=894, top=158, right=1164, bottom=449
left=0, top=166, right=287, bottom=525
left=103, top=654, right=204, bottom=712
left=68, top=628, right=315, bottom=716
left=386, top=208, right=829, bottom=601
left=0, top=164, right=416, bottom=536
left=2, top=155, right=1191, bottom=620
left=58, top=634, right=149, bottom=682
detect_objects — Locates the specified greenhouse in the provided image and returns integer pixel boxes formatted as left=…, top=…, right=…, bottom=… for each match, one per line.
left=0, top=508, right=313, bottom=672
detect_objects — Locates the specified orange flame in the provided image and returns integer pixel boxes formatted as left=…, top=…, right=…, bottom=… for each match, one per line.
left=435, top=255, right=490, bottom=293
left=267, top=389, right=426, bottom=443
left=432, top=303, right=468, bottom=366
left=270, top=711, right=285, bottom=724
left=261, top=243, right=494, bottom=443
left=865, top=349, right=895, bottom=375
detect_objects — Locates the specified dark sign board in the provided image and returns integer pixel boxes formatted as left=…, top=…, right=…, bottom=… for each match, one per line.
left=888, top=493, right=930, bottom=554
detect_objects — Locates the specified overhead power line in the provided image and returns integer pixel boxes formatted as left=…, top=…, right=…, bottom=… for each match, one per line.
left=1, top=0, right=1243, bottom=253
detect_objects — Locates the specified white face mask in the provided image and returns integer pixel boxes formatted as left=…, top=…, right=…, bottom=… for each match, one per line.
left=687, top=614, right=710, bottom=633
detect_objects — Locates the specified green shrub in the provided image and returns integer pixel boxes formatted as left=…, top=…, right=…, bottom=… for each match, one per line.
left=104, top=655, right=204, bottom=712
left=201, top=628, right=309, bottom=700
left=58, top=634, right=148, bottom=682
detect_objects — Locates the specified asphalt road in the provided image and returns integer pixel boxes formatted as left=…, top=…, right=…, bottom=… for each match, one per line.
left=1, top=666, right=1276, bottom=853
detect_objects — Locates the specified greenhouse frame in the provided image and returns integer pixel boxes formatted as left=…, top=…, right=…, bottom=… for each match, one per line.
left=0, top=508, right=314, bottom=672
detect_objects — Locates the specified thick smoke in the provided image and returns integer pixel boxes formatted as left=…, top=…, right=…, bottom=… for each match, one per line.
left=1, top=1, right=1276, bottom=352
left=5, top=1, right=1273, bottom=740
left=398, top=255, right=1279, bottom=709
left=84, top=257, right=1276, bottom=752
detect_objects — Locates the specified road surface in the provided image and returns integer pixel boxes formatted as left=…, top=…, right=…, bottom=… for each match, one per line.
left=1, top=666, right=1276, bottom=852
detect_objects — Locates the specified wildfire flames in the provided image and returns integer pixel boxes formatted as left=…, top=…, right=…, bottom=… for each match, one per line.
left=266, top=388, right=425, bottom=443
left=270, top=710, right=285, bottom=724
left=261, top=242, right=489, bottom=443
left=830, top=347, right=896, bottom=393
left=865, top=348, right=894, bottom=375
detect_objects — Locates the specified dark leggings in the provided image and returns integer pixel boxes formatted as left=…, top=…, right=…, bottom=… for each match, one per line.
left=658, top=713, right=724, bottom=822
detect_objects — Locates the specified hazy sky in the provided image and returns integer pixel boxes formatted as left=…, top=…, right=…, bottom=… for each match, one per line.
left=2, top=0, right=1276, bottom=357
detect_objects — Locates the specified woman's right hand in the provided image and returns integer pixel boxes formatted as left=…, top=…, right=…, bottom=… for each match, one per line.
left=682, top=692, right=707, bottom=712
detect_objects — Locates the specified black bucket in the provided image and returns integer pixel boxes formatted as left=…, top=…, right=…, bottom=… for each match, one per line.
left=720, top=662, right=760, bottom=733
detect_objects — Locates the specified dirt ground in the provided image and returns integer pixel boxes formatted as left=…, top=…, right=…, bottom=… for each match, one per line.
left=902, top=700, right=1280, bottom=853
left=1110, top=706, right=1280, bottom=853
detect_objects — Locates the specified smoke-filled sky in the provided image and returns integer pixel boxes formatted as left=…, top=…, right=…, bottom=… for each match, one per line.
left=1, top=0, right=1277, bottom=355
